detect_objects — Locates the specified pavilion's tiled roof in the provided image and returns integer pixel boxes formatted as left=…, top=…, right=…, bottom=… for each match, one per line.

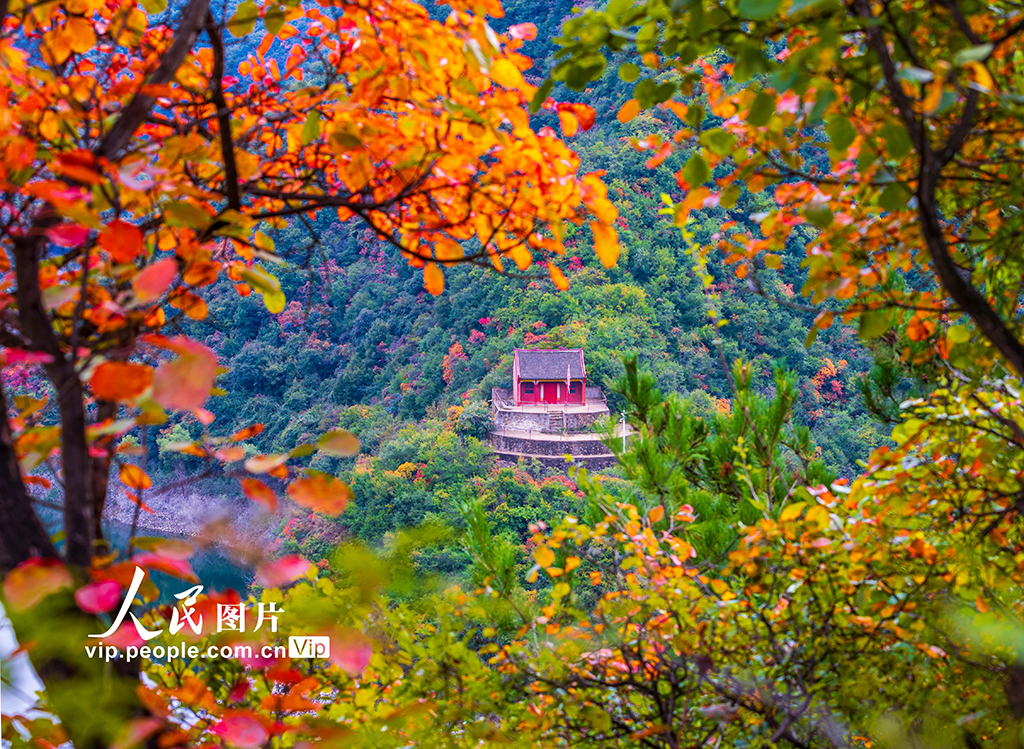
left=516, top=348, right=585, bottom=380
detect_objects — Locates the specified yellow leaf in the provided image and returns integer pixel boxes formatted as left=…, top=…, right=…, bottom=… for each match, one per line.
left=509, top=244, right=532, bottom=271
left=557, top=109, right=578, bottom=137
left=779, top=502, right=806, bottom=522
left=648, top=505, right=664, bottom=523
left=591, top=222, right=620, bottom=268
left=65, top=16, right=96, bottom=53
left=533, top=545, right=555, bottom=567
left=434, top=238, right=463, bottom=265
left=805, top=505, right=830, bottom=530
left=617, top=99, right=641, bottom=123
left=39, top=110, right=60, bottom=141
left=318, top=429, right=361, bottom=456
left=564, top=556, right=581, bottom=572
left=709, top=578, right=729, bottom=595
left=423, top=262, right=444, bottom=295
left=963, top=60, right=995, bottom=93
left=491, top=58, right=526, bottom=91
left=922, top=77, right=945, bottom=115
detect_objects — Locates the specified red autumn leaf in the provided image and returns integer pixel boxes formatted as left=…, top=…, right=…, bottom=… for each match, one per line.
left=47, top=223, right=90, bottom=248
left=286, top=472, right=352, bottom=515
left=210, top=711, right=269, bottom=749
left=132, top=258, right=178, bottom=305
left=329, top=635, right=373, bottom=676
left=74, top=579, right=122, bottom=614
left=90, top=361, right=153, bottom=401
left=99, top=220, right=145, bottom=263
left=151, top=338, right=218, bottom=411
left=255, top=555, right=314, bottom=587
left=132, top=553, right=198, bottom=582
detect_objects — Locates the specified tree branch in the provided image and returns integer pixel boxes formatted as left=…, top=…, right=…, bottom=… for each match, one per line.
left=96, top=0, right=211, bottom=161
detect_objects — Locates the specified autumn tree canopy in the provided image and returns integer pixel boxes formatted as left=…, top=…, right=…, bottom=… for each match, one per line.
left=0, top=0, right=616, bottom=743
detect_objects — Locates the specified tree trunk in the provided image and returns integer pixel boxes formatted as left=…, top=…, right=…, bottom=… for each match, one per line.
left=0, top=379, right=57, bottom=572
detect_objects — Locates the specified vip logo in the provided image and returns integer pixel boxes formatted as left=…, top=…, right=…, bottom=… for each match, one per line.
left=288, top=636, right=330, bottom=659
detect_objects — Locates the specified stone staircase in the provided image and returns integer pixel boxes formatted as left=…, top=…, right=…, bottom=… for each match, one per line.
left=548, top=411, right=565, bottom=432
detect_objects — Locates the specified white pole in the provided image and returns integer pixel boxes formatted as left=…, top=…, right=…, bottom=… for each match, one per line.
left=621, top=411, right=626, bottom=452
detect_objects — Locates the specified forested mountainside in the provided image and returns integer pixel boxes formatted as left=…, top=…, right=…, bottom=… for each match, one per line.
left=143, top=0, right=884, bottom=486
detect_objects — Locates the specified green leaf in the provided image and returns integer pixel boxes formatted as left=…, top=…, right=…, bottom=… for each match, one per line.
left=164, top=200, right=210, bottom=228
left=264, top=4, right=285, bottom=36
left=721, top=184, right=741, bottom=208
left=739, top=0, right=781, bottom=19
left=947, top=325, right=971, bottom=344
left=618, top=63, right=640, bottom=82
left=879, top=182, right=912, bottom=212
left=529, top=78, right=554, bottom=114
left=879, top=123, right=912, bottom=162
left=954, top=43, right=993, bottom=65
left=748, top=91, right=775, bottom=127
left=684, top=104, right=705, bottom=128
left=227, top=0, right=257, bottom=37
left=858, top=310, right=890, bottom=340
left=289, top=443, right=317, bottom=458
left=826, top=117, right=857, bottom=152
left=804, top=325, right=819, bottom=347
left=804, top=202, right=833, bottom=228
left=634, top=78, right=676, bottom=107
left=683, top=153, right=711, bottom=186
left=700, top=128, right=737, bottom=156
left=239, top=265, right=286, bottom=314
left=301, top=111, right=320, bottom=145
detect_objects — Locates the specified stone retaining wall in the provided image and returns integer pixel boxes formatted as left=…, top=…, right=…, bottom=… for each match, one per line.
left=493, top=409, right=607, bottom=433
left=490, top=432, right=613, bottom=458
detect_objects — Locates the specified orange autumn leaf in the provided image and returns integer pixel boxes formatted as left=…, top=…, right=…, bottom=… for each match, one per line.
left=118, top=463, right=152, bottom=490
left=591, top=222, right=620, bottom=268
left=151, top=338, right=218, bottom=411
left=99, top=220, right=145, bottom=263
left=286, top=472, right=353, bottom=515
left=548, top=263, right=569, bottom=290
left=423, top=262, right=444, bottom=296
left=617, top=99, right=641, bottom=123
left=2, top=558, right=73, bottom=612
left=240, top=478, right=278, bottom=512
left=90, top=361, right=152, bottom=401
left=231, top=424, right=265, bottom=442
